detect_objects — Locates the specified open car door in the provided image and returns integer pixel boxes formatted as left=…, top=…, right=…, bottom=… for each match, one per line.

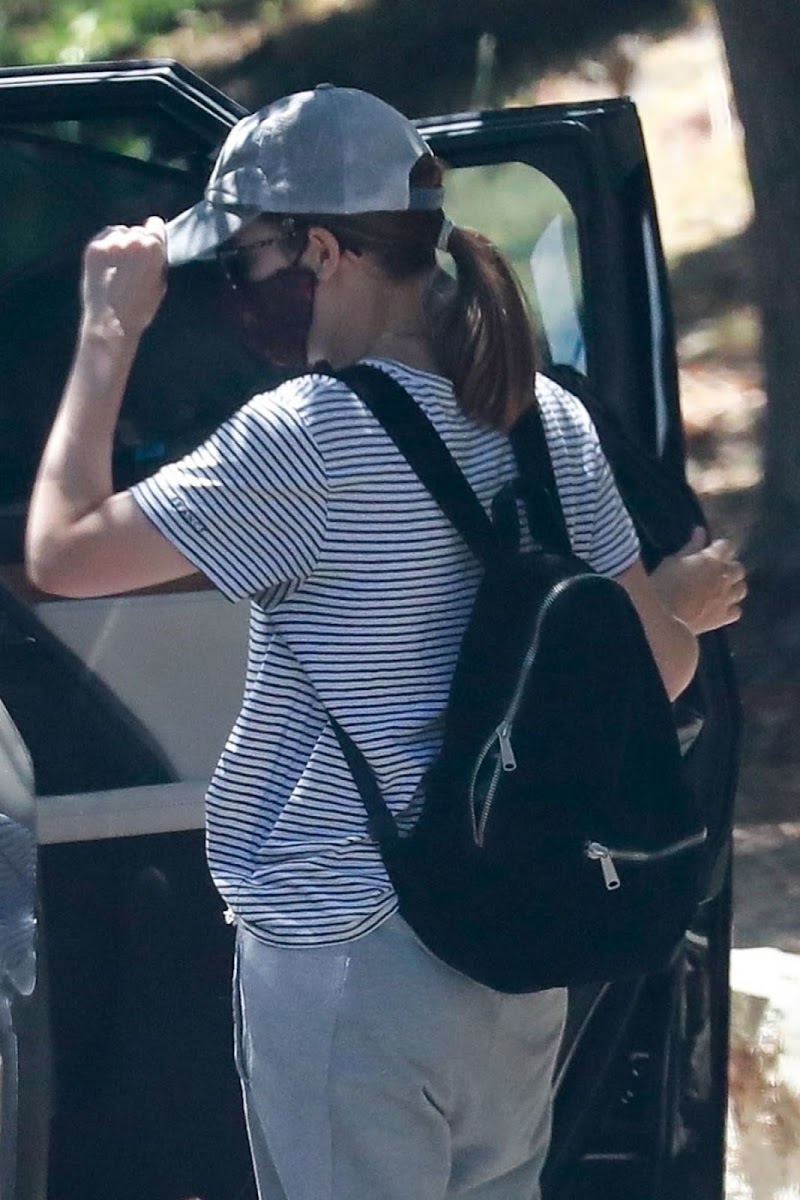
left=419, top=103, right=740, bottom=1200
left=0, top=62, right=738, bottom=1200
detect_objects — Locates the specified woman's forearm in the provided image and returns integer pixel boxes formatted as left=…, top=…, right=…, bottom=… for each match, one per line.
left=36, top=322, right=136, bottom=509
left=25, top=219, right=167, bottom=591
left=615, top=559, right=699, bottom=701
left=25, top=323, right=139, bottom=586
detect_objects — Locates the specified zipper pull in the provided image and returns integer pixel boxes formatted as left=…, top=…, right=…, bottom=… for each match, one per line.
left=497, top=722, right=517, bottom=771
left=586, top=842, right=621, bottom=891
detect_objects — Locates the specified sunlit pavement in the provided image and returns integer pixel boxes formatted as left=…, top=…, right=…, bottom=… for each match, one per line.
left=727, top=832, right=800, bottom=1198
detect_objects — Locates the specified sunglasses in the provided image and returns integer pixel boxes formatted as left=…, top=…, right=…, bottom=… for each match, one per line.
left=215, top=235, right=284, bottom=287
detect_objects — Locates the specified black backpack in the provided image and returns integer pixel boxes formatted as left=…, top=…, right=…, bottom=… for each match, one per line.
left=331, top=364, right=707, bottom=994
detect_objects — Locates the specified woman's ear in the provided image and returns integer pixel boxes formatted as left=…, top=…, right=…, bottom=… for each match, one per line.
left=303, top=226, right=344, bottom=281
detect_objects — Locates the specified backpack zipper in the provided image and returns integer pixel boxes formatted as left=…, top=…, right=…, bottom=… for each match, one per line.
left=470, top=574, right=590, bottom=846
left=497, top=723, right=517, bottom=770
left=585, top=829, right=708, bottom=891
left=468, top=720, right=517, bottom=844
left=585, top=842, right=621, bottom=889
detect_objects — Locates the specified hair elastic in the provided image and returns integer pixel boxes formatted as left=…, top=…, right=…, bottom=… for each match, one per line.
left=437, top=217, right=455, bottom=252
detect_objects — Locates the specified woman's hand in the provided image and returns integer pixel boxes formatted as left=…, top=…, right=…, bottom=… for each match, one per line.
left=650, top=527, right=747, bottom=635
left=81, top=216, right=167, bottom=341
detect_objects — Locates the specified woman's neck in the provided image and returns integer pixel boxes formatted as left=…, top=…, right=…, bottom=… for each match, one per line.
left=312, top=263, right=441, bottom=374
left=366, top=329, right=440, bottom=374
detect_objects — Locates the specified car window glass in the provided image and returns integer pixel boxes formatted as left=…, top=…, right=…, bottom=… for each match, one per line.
left=641, top=211, right=669, bottom=456
left=444, top=162, right=586, bottom=374
left=3, top=114, right=209, bottom=166
left=0, top=117, right=212, bottom=279
left=0, top=120, right=274, bottom=560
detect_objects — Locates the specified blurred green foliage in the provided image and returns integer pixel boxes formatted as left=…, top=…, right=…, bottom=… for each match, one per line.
left=2, top=0, right=690, bottom=80
left=0, top=0, right=279, bottom=65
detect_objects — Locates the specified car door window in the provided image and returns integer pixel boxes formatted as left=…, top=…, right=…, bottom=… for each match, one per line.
left=1, top=117, right=209, bottom=278
left=0, top=118, right=274, bottom=561
left=423, top=103, right=689, bottom=470
left=445, top=162, right=586, bottom=374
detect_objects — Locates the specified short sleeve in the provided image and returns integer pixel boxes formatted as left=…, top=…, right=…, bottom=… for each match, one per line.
left=131, top=385, right=328, bottom=601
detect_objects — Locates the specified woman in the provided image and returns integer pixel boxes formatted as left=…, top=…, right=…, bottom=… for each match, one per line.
left=27, top=85, right=724, bottom=1200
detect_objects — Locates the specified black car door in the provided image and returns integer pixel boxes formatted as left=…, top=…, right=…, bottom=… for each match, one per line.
left=419, top=103, right=738, bottom=1200
left=0, top=62, right=738, bottom=1200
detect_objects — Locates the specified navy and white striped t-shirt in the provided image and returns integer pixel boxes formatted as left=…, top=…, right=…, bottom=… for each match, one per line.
left=132, top=361, right=640, bottom=946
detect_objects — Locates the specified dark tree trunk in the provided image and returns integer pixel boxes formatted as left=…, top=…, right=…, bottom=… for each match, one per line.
left=715, top=1, right=800, bottom=592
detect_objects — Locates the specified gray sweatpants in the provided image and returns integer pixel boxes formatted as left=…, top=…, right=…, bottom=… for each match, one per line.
left=233, top=913, right=567, bottom=1200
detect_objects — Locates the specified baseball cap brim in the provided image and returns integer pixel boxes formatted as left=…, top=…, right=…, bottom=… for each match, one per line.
left=165, top=201, right=259, bottom=266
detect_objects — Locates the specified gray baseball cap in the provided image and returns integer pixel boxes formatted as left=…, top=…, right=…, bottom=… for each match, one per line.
left=165, top=84, right=442, bottom=266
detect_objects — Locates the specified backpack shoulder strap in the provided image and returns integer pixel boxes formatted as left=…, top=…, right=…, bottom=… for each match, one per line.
left=510, top=403, right=572, bottom=556
left=336, top=363, right=500, bottom=565
left=327, top=712, right=399, bottom=846
left=324, top=362, right=502, bottom=835
left=542, top=363, right=706, bottom=565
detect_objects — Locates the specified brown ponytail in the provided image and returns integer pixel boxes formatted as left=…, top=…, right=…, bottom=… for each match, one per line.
left=430, top=224, right=538, bottom=430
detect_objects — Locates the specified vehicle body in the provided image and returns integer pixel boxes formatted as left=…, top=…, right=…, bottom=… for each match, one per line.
left=0, top=60, right=739, bottom=1200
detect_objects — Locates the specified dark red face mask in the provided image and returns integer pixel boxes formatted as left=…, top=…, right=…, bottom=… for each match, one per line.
left=232, top=264, right=318, bottom=370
